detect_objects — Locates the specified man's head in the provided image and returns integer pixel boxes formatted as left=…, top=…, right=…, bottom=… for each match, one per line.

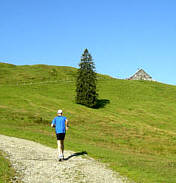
left=57, top=109, right=63, bottom=116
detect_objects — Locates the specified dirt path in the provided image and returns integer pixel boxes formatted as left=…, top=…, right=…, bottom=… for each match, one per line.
left=0, top=134, right=132, bottom=183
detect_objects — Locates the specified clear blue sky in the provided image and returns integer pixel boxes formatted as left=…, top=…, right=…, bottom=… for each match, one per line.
left=0, top=0, right=176, bottom=85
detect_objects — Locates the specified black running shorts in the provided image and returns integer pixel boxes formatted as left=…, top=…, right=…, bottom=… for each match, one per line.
left=56, top=133, right=65, bottom=140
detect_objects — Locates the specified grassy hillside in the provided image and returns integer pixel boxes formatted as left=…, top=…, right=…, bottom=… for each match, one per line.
left=0, top=62, right=176, bottom=183
left=0, top=151, right=16, bottom=183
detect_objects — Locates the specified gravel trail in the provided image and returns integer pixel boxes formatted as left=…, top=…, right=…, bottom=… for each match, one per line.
left=0, top=134, right=132, bottom=183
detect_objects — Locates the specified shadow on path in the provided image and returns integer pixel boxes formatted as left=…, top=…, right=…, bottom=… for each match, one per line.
left=64, top=151, right=88, bottom=161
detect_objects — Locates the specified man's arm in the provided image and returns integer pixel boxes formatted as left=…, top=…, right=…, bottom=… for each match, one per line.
left=51, top=124, right=55, bottom=127
left=51, top=118, right=56, bottom=128
left=65, top=119, right=69, bottom=130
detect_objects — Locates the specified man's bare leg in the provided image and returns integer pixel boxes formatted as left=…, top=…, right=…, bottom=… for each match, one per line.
left=61, top=140, right=64, bottom=155
left=57, top=140, right=64, bottom=160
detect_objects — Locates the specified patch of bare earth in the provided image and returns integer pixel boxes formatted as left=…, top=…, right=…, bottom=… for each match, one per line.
left=0, top=134, right=132, bottom=183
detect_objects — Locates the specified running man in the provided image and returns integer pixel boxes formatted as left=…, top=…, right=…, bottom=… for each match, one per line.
left=51, top=109, right=69, bottom=161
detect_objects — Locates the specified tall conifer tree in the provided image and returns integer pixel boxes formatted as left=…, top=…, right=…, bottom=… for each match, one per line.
left=76, top=49, right=98, bottom=107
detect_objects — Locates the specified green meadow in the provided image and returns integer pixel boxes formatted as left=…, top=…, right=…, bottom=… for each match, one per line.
left=0, top=62, right=176, bottom=183
left=0, top=151, right=16, bottom=183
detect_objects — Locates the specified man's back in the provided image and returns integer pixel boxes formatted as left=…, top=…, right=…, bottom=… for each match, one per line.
left=52, top=116, right=67, bottom=134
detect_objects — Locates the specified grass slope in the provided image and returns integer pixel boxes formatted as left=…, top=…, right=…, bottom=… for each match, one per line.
left=0, top=62, right=176, bottom=183
left=0, top=151, right=16, bottom=183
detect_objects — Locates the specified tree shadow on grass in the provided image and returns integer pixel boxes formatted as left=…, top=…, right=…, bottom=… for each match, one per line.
left=64, top=151, right=88, bottom=161
left=93, top=99, right=110, bottom=109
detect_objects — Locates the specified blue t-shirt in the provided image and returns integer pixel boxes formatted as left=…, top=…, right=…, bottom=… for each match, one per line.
left=52, top=116, right=67, bottom=134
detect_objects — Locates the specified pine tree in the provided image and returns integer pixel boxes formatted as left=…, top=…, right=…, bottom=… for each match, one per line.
left=76, top=49, right=98, bottom=107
